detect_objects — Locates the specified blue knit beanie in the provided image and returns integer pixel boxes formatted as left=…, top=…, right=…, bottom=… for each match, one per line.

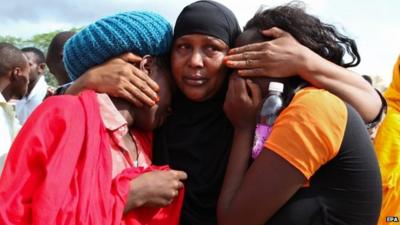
left=63, top=11, right=172, bottom=81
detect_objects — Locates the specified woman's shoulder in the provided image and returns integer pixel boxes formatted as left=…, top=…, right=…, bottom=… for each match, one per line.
left=291, top=87, right=344, bottom=108
left=35, top=90, right=98, bottom=120
left=285, top=87, right=347, bottom=123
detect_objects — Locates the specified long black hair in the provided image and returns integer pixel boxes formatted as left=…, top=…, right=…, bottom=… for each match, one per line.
left=245, top=2, right=360, bottom=68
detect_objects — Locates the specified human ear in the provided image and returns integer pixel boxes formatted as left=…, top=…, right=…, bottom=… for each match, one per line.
left=11, top=67, right=21, bottom=81
left=139, top=55, right=153, bottom=74
left=38, top=62, right=46, bottom=73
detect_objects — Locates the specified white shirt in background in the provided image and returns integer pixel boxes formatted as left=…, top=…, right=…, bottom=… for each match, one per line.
left=0, top=93, right=21, bottom=173
left=16, top=75, right=48, bottom=124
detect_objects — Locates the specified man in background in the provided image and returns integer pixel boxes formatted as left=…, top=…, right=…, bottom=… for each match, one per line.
left=15, top=47, right=49, bottom=124
left=46, top=31, right=75, bottom=85
left=0, top=42, right=29, bottom=172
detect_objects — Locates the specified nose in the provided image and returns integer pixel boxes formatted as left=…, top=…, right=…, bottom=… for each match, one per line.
left=188, top=49, right=204, bottom=68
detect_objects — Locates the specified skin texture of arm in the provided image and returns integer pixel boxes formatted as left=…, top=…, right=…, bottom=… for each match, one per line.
left=218, top=143, right=306, bottom=225
left=224, top=27, right=381, bottom=123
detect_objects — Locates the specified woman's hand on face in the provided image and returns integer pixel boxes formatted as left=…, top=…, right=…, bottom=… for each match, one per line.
left=223, top=75, right=261, bottom=130
left=224, top=27, right=310, bottom=78
left=78, top=52, right=160, bottom=107
left=129, top=170, right=187, bottom=208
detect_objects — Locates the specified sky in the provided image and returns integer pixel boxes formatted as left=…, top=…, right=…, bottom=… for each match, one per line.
left=0, top=0, right=398, bottom=85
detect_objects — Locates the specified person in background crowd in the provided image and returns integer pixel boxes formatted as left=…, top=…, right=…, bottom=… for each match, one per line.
left=374, top=55, right=400, bottom=225
left=0, top=42, right=29, bottom=173
left=15, top=47, right=49, bottom=124
left=46, top=31, right=75, bottom=85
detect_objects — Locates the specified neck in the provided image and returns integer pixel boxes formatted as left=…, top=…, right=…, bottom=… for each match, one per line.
left=2, top=90, right=12, bottom=102
left=109, top=96, right=135, bottom=127
left=27, top=76, right=41, bottom=96
left=0, top=76, right=9, bottom=92
left=0, top=82, right=12, bottom=102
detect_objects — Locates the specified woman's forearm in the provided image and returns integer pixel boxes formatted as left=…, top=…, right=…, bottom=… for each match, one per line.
left=218, top=128, right=253, bottom=225
left=301, top=50, right=382, bottom=122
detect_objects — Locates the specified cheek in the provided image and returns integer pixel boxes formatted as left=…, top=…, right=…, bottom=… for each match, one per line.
left=171, top=57, right=182, bottom=80
left=159, top=92, right=171, bottom=112
left=209, top=59, right=228, bottom=84
left=157, top=81, right=172, bottom=110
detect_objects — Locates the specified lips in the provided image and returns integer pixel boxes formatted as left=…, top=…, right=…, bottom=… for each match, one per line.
left=183, top=75, right=208, bottom=86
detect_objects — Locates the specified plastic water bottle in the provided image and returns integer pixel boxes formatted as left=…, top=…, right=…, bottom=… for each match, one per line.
left=251, top=81, right=284, bottom=159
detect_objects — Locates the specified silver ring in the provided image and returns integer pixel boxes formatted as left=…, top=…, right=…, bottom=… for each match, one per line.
left=246, top=58, right=251, bottom=66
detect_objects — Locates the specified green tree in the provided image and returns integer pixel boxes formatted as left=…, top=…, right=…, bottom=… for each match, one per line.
left=29, top=30, right=63, bottom=51
left=0, top=35, right=26, bottom=47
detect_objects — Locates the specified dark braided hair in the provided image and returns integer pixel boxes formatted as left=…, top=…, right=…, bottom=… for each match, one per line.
left=244, top=2, right=360, bottom=68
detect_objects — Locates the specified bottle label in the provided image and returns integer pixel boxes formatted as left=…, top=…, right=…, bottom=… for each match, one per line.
left=251, top=124, right=272, bottom=159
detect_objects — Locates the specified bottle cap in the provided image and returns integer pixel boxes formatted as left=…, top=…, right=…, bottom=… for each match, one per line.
left=268, top=82, right=284, bottom=93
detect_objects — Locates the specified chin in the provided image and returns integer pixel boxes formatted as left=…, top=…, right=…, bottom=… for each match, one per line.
left=183, top=90, right=212, bottom=102
left=16, top=93, right=25, bottom=99
left=137, top=118, right=157, bottom=131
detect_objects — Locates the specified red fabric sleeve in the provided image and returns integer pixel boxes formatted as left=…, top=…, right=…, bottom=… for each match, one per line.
left=0, top=91, right=184, bottom=225
left=0, top=91, right=124, bottom=225
left=0, top=94, right=90, bottom=225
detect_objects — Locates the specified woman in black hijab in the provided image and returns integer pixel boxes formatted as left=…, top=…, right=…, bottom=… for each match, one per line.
left=153, top=1, right=241, bottom=225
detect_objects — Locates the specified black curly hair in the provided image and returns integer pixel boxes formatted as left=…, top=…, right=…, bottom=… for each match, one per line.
left=244, top=2, right=360, bottom=68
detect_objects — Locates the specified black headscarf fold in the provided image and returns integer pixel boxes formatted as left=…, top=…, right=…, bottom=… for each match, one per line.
left=173, top=0, right=241, bottom=47
left=153, top=1, right=241, bottom=225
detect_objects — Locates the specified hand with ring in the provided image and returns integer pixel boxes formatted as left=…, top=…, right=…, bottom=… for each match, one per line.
left=224, top=27, right=312, bottom=79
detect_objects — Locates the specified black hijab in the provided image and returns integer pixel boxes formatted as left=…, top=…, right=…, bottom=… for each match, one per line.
left=153, top=1, right=241, bottom=225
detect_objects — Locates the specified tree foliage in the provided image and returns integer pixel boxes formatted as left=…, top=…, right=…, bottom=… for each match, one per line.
left=0, top=27, right=81, bottom=87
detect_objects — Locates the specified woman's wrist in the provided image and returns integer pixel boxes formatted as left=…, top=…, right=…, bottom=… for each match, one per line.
left=297, top=46, right=318, bottom=81
left=55, top=82, right=73, bottom=95
left=297, top=48, right=332, bottom=88
left=233, top=126, right=254, bottom=139
left=64, top=71, right=93, bottom=95
left=124, top=178, right=147, bottom=213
